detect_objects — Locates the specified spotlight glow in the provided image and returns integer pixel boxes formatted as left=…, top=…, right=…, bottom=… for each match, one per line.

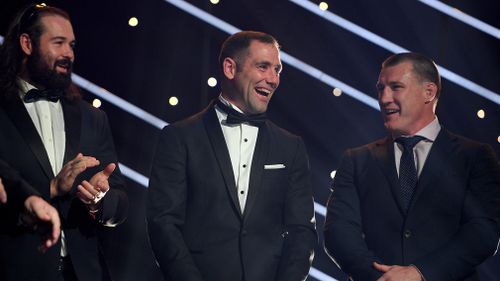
left=330, top=170, right=337, bottom=179
left=92, top=99, right=102, bottom=108
left=333, top=88, right=342, bottom=97
left=210, top=0, right=220, bottom=4
left=207, top=77, right=218, bottom=87
left=319, top=2, right=329, bottom=11
left=477, top=109, right=485, bottom=119
left=169, top=96, right=179, bottom=106
left=497, top=136, right=500, bottom=144
left=128, top=17, right=139, bottom=27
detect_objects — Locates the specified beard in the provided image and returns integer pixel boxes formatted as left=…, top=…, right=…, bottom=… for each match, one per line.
left=26, top=46, right=73, bottom=91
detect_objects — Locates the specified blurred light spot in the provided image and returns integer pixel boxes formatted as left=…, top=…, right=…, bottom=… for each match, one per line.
left=128, top=17, right=139, bottom=27
left=333, top=88, right=342, bottom=97
left=207, top=77, right=218, bottom=87
left=497, top=136, right=500, bottom=144
left=169, top=96, right=179, bottom=106
left=330, top=170, right=337, bottom=179
left=477, top=109, right=485, bottom=119
left=319, top=2, right=329, bottom=11
left=210, top=0, right=220, bottom=4
left=92, top=99, right=102, bottom=108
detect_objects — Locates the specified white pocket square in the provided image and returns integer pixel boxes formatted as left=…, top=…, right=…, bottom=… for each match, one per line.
left=264, top=164, right=286, bottom=169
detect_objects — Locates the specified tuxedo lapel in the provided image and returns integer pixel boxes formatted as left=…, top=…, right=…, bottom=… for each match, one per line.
left=409, top=130, right=451, bottom=211
left=242, top=123, right=270, bottom=218
left=371, top=137, right=405, bottom=215
left=203, top=103, right=242, bottom=216
left=61, top=99, right=81, bottom=163
left=2, top=96, right=54, bottom=179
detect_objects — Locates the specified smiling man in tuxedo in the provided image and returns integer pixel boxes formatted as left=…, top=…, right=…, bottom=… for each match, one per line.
left=148, top=31, right=317, bottom=281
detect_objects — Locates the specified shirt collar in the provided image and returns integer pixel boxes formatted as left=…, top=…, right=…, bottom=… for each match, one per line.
left=393, top=117, right=441, bottom=142
left=218, top=94, right=245, bottom=114
left=416, top=117, right=441, bottom=142
left=17, top=78, right=37, bottom=99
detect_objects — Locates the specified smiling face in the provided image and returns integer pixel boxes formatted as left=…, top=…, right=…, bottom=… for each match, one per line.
left=376, top=61, right=437, bottom=136
left=222, top=40, right=282, bottom=114
left=23, top=15, right=75, bottom=90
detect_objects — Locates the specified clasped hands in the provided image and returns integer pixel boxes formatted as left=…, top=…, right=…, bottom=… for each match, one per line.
left=50, top=153, right=116, bottom=210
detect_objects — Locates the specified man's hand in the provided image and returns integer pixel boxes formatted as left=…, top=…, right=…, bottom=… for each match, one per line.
left=374, top=262, right=422, bottom=281
left=22, top=195, right=61, bottom=253
left=0, top=178, right=6, bottom=203
left=77, top=163, right=116, bottom=209
left=51, top=153, right=99, bottom=198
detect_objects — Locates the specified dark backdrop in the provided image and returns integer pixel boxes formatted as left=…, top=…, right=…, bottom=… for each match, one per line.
left=1, top=0, right=499, bottom=280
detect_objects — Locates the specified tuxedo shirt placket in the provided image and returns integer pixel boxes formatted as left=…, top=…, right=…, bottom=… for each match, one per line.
left=216, top=105, right=258, bottom=212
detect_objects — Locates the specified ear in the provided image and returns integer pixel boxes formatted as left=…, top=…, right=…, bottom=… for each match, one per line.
left=19, top=33, right=33, bottom=56
left=222, top=57, right=237, bottom=80
left=423, top=82, right=438, bottom=104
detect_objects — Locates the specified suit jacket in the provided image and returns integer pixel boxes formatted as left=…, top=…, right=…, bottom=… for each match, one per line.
left=0, top=94, right=128, bottom=281
left=0, top=158, right=41, bottom=208
left=147, top=101, right=317, bottom=281
left=324, top=129, right=500, bottom=281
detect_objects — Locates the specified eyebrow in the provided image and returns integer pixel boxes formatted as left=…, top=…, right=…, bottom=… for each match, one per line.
left=49, top=35, right=74, bottom=42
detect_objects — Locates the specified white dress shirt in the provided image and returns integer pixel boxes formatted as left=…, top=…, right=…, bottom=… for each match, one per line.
left=393, top=117, right=441, bottom=177
left=18, top=78, right=68, bottom=256
left=18, top=79, right=66, bottom=176
left=215, top=96, right=259, bottom=212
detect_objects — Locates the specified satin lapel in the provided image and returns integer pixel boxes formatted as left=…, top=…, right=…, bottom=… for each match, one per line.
left=242, top=122, right=269, bottom=219
left=371, top=137, right=405, bottom=215
left=203, top=103, right=242, bottom=216
left=1, top=97, right=54, bottom=179
left=409, top=130, right=451, bottom=211
left=61, top=99, right=81, bottom=163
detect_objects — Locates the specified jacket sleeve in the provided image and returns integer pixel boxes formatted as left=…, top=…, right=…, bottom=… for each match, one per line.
left=77, top=108, right=128, bottom=227
left=324, top=149, right=383, bottom=281
left=147, top=126, right=204, bottom=281
left=0, top=158, right=41, bottom=208
left=276, top=138, right=318, bottom=281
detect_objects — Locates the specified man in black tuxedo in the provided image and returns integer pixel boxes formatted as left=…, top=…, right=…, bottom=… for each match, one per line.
left=147, top=31, right=317, bottom=281
left=324, top=52, right=500, bottom=281
left=0, top=4, right=128, bottom=281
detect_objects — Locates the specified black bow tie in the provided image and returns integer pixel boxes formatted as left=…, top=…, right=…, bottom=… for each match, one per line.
left=23, top=88, right=62, bottom=103
left=216, top=100, right=267, bottom=127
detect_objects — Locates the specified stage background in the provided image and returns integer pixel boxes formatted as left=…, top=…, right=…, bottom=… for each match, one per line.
left=1, top=0, right=499, bottom=280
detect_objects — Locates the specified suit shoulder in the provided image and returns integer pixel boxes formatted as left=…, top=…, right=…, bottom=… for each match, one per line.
left=159, top=107, right=207, bottom=137
left=266, top=121, right=301, bottom=141
left=443, top=130, right=496, bottom=157
left=447, top=130, right=486, bottom=147
left=172, top=110, right=205, bottom=128
left=74, top=99, right=107, bottom=118
left=346, top=137, right=387, bottom=155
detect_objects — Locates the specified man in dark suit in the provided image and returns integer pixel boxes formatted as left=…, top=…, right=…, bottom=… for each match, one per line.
left=324, top=52, right=500, bottom=281
left=147, top=31, right=317, bottom=281
left=0, top=159, right=60, bottom=252
left=0, top=4, right=128, bottom=281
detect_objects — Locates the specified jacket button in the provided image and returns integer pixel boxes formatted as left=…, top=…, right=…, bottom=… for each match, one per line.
left=404, top=230, right=412, bottom=239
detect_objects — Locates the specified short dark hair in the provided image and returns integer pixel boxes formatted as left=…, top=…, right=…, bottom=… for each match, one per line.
left=0, top=4, right=75, bottom=101
left=218, top=31, right=279, bottom=70
left=382, top=52, right=442, bottom=100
